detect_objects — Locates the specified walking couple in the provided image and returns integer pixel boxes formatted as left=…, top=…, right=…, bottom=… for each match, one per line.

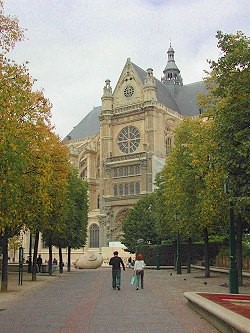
left=109, top=251, right=146, bottom=290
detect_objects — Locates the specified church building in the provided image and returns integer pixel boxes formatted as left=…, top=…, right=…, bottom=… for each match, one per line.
left=64, top=45, right=206, bottom=251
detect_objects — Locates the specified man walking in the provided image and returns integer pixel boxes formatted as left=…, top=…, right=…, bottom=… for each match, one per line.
left=109, top=251, right=125, bottom=290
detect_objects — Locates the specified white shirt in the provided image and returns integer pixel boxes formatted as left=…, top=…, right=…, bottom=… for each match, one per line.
left=134, top=260, right=146, bottom=271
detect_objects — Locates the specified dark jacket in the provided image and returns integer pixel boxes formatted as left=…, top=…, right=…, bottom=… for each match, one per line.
left=36, top=256, right=42, bottom=266
left=109, top=256, right=125, bottom=271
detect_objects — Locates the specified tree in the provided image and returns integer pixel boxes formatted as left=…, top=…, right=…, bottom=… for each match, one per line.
left=0, top=0, right=26, bottom=291
left=42, top=165, right=88, bottom=273
left=201, top=31, right=249, bottom=203
left=63, top=167, right=88, bottom=272
left=8, top=235, right=22, bottom=262
left=0, top=1, right=67, bottom=288
left=159, top=117, right=228, bottom=277
left=25, top=126, right=70, bottom=279
left=0, top=0, right=24, bottom=55
left=199, top=31, right=250, bottom=284
left=122, top=193, right=160, bottom=253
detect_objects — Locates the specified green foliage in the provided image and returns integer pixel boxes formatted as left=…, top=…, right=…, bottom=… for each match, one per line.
left=45, top=166, right=89, bottom=249
left=0, top=1, right=72, bottom=257
left=157, top=31, right=249, bottom=247
left=161, top=239, right=173, bottom=245
left=201, top=31, right=250, bottom=219
left=208, top=235, right=227, bottom=243
left=63, top=166, right=89, bottom=248
left=122, top=193, right=160, bottom=252
left=158, top=117, right=228, bottom=242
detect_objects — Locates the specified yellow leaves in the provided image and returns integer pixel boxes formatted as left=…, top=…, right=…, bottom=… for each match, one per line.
left=9, top=142, right=17, bottom=152
left=0, top=1, right=25, bottom=55
left=0, top=3, right=72, bottom=235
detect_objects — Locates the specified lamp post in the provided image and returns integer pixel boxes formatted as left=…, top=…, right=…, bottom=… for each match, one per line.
left=175, top=212, right=182, bottom=274
left=224, top=179, right=239, bottom=294
left=18, top=246, right=24, bottom=285
left=136, top=238, right=144, bottom=256
left=156, top=241, right=161, bottom=270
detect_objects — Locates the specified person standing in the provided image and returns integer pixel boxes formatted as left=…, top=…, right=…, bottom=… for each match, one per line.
left=109, top=251, right=125, bottom=290
left=36, top=254, right=43, bottom=273
left=134, top=253, right=146, bottom=290
left=127, top=256, right=132, bottom=268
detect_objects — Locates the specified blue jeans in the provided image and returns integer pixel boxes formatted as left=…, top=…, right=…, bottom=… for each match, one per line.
left=135, top=270, right=144, bottom=289
left=112, top=270, right=121, bottom=288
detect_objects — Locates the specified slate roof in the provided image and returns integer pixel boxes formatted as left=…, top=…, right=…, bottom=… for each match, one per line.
left=65, top=62, right=206, bottom=141
left=132, top=62, right=180, bottom=112
left=64, top=106, right=101, bottom=141
left=175, top=81, right=207, bottom=116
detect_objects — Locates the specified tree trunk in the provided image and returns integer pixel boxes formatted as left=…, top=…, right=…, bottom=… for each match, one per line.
left=187, top=237, right=192, bottom=273
left=204, top=227, right=210, bottom=278
left=1, top=229, right=9, bottom=292
left=48, top=243, right=53, bottom=276
left=236, top=213, right=243, bottom=286
left=67, top=246, right=71, bottom=272
left=28, top=232, right=32, bottom=273
left=32, top=230, right=39, bottom=281
left=173, top=240, right=176, bottom=271
left=59, top=246, right=63, bottom=274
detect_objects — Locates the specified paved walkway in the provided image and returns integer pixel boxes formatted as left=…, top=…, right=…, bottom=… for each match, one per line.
left=0, top=268, right=249, bottom=333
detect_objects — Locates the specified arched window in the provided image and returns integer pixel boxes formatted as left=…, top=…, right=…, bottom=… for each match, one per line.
left=125, top=183, right=129, bottom=196
left=166, top=137, right=172, bottom=153
left=96, top=156, right=100, bottom=178
left=130, top=183, right=135, bottom=195
left=135, top=182, right=140, bottom=194
left=89, top=224, right=99, bottom=248
left=119, top=168, right=123, bottom=177
left=97, top=194, right=100, bottom=209
left=135, top=165, right=140, bottom=175
left=114, top=185, right=118, bottom=197
left=119, top=184, right=123, bottom=196
left=80, top=168, right=87, bottom=180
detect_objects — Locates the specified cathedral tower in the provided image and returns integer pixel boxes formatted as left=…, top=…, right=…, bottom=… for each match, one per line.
left=161, top=44, right=183, bottom=96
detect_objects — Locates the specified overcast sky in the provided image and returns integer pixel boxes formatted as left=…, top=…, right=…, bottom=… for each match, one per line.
left=4, top=0, right=250, bottom=139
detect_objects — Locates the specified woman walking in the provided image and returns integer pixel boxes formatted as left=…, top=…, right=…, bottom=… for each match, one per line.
left=134, top=253, right=146, bottom=290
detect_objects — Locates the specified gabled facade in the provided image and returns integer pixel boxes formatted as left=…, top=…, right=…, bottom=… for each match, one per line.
left=64, top=46, right=206, bottom=250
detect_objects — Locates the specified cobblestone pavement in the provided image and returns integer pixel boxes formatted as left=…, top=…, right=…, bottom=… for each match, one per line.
left=0, top=268, right=249, bottom=333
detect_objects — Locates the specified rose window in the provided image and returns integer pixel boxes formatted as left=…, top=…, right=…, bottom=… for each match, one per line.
left=117, top=126, right=140, bottom=154
left=124, top=85, right=134, bottom=98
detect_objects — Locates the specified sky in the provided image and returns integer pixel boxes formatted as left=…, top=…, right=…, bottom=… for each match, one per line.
left=4, top=0, right=250, bottom=139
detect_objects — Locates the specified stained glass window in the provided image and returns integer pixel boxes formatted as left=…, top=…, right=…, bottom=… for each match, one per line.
left=89, top=223, right=99, bottom=248
left=124, top=85, right=134, bottom=98
left=117, top=126, right=140, bottom=154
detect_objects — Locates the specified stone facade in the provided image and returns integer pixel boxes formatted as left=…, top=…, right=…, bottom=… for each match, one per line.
left=64, top=46, right=206, bottom=251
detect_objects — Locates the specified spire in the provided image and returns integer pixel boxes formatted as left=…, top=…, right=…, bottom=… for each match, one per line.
left=143, top=68, right=157, bottom=102
left=101, top=79, right=113, bottom=114
left=161, top=44, right=183, bottom=86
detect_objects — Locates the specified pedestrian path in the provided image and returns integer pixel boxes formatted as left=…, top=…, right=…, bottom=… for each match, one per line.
left=0, top=268, right=249, bottom=333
